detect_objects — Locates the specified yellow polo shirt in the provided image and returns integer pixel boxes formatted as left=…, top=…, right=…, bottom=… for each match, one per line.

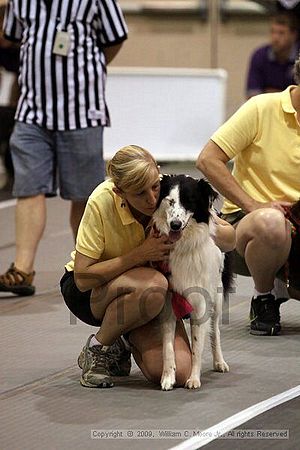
left=65, top=179, right=145, bottom=271
left=211, top=86, right=300, bottom=214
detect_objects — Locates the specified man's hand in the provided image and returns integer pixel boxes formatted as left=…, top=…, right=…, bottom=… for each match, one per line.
left=246, top=200, right=292, bottom=214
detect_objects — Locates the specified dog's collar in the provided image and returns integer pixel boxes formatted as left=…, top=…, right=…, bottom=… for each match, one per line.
left=156, top=261, right=171, bottom=276
left=156, top=261, right=193, bottom=319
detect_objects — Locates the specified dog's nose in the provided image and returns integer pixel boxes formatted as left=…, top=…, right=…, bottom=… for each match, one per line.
left=170, top=220, right=182, bottom=231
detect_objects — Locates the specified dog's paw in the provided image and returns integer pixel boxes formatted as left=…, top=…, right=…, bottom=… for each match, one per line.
left=161, top=370, right=176, bottom=391
left=185, top=377, right=201, bottom=390
left=214, top=360, right=229, bottom=373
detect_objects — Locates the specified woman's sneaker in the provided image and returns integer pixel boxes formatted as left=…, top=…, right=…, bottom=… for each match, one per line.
left=78, top=335, right=114, bottom=388
left=107, top=337, right=131, bottom=377
left=77, top=335, right=132, bottom=387
left=249, top=294, right=281, bottom=336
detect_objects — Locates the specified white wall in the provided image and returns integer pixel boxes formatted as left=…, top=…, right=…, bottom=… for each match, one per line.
left=104, top=67, right=227, bottom=161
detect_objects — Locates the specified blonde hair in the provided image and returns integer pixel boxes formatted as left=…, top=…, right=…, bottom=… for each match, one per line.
left=107, top=145, right=159, bottom=192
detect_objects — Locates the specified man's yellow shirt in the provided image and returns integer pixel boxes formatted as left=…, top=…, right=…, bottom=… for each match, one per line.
left=211, top=86, right=300, bottom=214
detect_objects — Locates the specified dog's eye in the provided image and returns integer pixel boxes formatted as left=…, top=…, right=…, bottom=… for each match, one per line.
left=162, top=197, right=175, bottom=207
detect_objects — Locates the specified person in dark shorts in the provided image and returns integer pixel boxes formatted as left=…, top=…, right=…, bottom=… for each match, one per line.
left=197, top=56, right=300, bottom=337
left=61, top=145, right=190, bottom=389
left=61, top=145, right=236, bottom=389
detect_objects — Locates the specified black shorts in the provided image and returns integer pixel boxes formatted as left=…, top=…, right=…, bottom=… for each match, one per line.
left=60, top=270, right=101, bottom=327
left=221, top=211, right=300, bottom=290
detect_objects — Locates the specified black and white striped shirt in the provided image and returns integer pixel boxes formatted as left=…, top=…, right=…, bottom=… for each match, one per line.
left=4, top=0, right=128, bottom=131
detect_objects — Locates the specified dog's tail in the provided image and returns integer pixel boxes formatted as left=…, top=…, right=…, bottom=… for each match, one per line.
left=222, top=252, right=234, bottom=298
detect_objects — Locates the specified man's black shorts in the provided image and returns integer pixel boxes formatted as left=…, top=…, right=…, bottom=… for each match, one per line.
left=221, top=210, right=300, bottom=290
left=60, top=270, right=101, bottom=327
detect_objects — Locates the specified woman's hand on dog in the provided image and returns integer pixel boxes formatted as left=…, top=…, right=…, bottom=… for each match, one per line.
left=135, top=234, right=175, bottom=263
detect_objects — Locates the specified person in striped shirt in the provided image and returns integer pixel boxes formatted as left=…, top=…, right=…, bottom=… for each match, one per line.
left=0, top=0, right=128, bottom=296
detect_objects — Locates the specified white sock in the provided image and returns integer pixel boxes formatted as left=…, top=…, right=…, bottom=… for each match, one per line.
left=120, top=335, right=131, bottom=351
left=253, top=288, right=272, bottom=299
left=89, top=335, right=110, bottom=351
left=274, top=278, right=289, bottom=300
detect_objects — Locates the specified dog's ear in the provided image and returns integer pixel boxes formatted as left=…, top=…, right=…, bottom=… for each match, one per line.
left=193, top=179, right=218, bottom=223
left=157, top=174, right=172, bottom=206
left=197, top=178, right=218, bottom=208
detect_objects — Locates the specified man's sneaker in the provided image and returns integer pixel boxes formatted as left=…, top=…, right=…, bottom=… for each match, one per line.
left=249, top=294, right=281, bottom=336
left=0, top=263, right=35, bottom=296
left=107, top=337, right=131, bottom=377
left=77, top=335, right=114, bottom=388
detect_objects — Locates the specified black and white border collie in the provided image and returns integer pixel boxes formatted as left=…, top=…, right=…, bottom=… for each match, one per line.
left=152, top=174, right=231, bottom=390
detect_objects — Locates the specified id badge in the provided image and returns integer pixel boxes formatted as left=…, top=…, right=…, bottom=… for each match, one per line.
left=53, top=31, right=71, bottom=56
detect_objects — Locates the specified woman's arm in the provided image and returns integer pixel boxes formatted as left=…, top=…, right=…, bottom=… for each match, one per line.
left=74, top=234, right=175, bottom=292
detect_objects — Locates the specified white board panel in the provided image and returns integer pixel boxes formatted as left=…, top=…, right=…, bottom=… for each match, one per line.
left=104, top=67, right=227, bottom=161
left=0, top=69, right=16, bottom=106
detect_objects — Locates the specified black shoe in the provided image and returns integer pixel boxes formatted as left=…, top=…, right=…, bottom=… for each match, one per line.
left=249, top=294, right=281, bottom=336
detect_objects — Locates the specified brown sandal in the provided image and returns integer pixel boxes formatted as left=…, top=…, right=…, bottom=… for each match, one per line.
left=0, top=263, right=35, bottom=296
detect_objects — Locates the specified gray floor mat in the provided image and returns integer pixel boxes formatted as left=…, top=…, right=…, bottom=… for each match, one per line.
left=1, top=182, right=299, bottom=450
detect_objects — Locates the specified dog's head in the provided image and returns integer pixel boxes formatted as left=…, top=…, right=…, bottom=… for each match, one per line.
left=152, top=174, right=218, bottom=243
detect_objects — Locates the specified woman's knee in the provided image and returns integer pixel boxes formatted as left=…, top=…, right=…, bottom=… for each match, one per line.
left=138, top=268, right=169, bottom=292
left=174, top=352, right=192, bottom=386
left=131, top=316, right=191, bottom=387
left=135, top=269, right=168, bottom=318
left=141, top=356, right=191, bottom=387
left=143, top=370, right=161, bottom=386
left=131, top=345, right=162, bottom=385
left=134, top=345, right=192, bottom=387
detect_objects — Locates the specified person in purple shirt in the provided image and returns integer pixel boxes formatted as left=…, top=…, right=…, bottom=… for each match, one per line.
left=246, top=12, right=300, bottom=98
left=277, top=1, right=300, bottom=23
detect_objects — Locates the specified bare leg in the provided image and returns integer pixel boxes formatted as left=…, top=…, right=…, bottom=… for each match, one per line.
left=15, top=195, right=46, bottom=273
left=236, top=209, right=291, bottom=292
left=78, top=267, right=169, bottom=388
left=130, top=319, right=192, bottom=386
left=89, top=267, right=168, bottom=345
left=83, top=267, right=192, bottom=387
left=70, top=200, right=87, bottom=240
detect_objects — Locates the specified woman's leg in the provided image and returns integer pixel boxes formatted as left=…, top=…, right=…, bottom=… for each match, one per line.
left=129, top=318, right=192, bottom=387
left=77, top=266, right=168, bottom=388
left=90, top=266, right=168, bottom=345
